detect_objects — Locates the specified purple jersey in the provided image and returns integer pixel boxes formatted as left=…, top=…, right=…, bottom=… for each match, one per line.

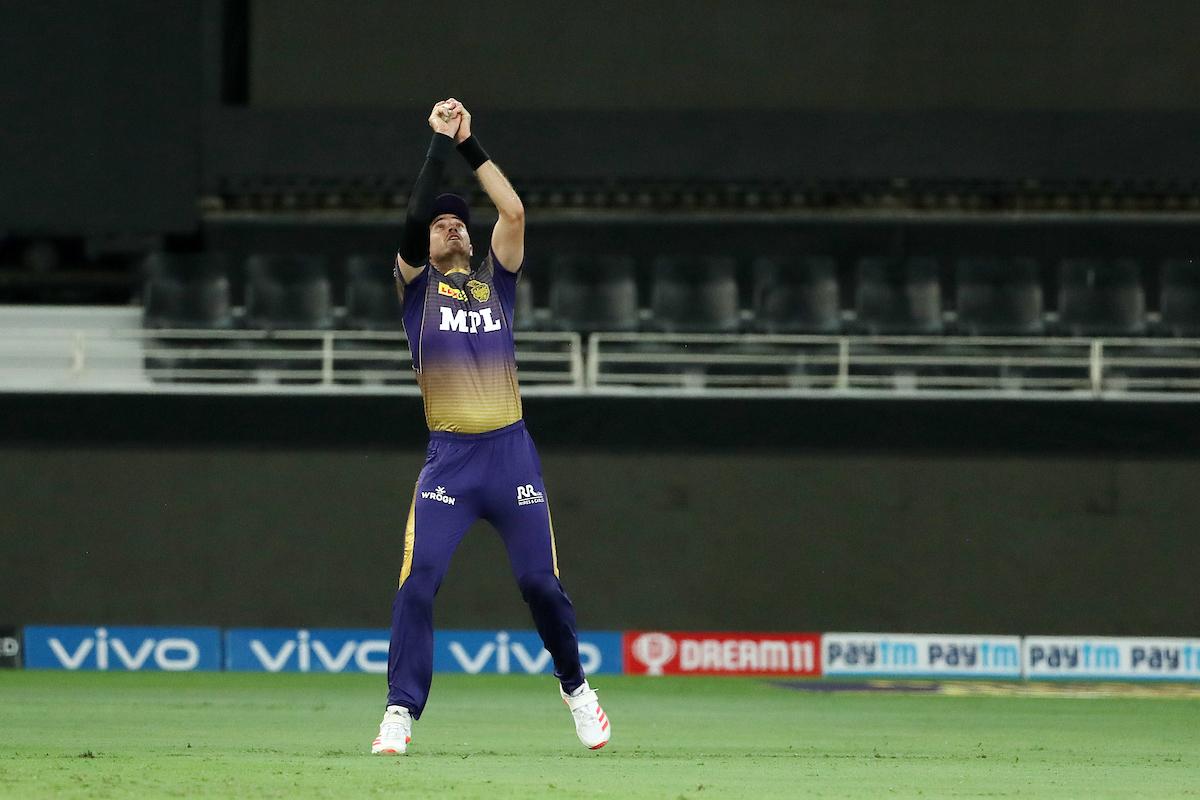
left=398, top=250, right=523, bottom=433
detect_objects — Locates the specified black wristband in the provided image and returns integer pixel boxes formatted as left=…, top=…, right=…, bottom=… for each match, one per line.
left=457, top=136, right=490, bottom=170
left=427, top=132, right=455, bottom=162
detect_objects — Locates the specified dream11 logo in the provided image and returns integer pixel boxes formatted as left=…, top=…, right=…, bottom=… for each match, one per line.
left=629, top=632, right=677, bottom=675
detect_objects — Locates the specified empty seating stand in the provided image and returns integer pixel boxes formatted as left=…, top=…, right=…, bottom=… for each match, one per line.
left=242, top=254, right=334, bottom=382
left=752, top=256, right=841, bottom=334
left=1160, top=259, right=1200, bottom=337
left=141, top=252, right=235, bottom=382
left=650, top=255, right=739, bottom=333
left=548, top=255, right=638, bottom=332
left=244, top=254, right=334, bottom=331
left=513, top=274, right=536, bottom=330
left=854, top=257, right=943, bottom=335
left=142, top=252, right=233, bottom=330
left=1056, top=258, right=1145, bottom=336
left=954, top=257, right=1044, bottom=335
left=344, top=255, right=402, bottom=331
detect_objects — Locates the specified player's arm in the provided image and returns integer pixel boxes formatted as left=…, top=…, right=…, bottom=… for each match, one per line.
left=452, top=103, right=524, bottom=273
left=395, top=102, right=463, bottom=288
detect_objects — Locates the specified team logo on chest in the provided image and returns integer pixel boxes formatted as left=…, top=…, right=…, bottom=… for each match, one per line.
left=467, top=280, right=491, bottom=302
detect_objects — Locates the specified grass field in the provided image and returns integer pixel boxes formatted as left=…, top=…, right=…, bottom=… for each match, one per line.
left=2, top=672, right=1198, bottom=798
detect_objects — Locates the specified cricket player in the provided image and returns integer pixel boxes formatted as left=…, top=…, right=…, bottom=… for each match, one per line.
left=371, top=99, right=610, bottom=754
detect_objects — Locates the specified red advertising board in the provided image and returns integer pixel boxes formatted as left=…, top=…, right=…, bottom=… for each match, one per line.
left=623, top=631, right=822, bottom=676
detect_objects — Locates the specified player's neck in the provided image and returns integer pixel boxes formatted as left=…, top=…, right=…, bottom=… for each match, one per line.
left=433, top=256, right=471, bottom=275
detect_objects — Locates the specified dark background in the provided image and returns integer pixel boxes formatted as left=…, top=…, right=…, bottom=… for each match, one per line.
left=3, top=394, right=1198, bottom=635
left=6, top=0, right=1200, bottom=237
left=3, top=1, right=1200, bottom=635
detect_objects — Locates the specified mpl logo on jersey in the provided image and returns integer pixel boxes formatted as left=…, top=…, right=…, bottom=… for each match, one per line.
left=23, top=626, right=221, bottom=671
left=438, top=306, right=502, bottom=334
left=623, top=631, right=821, bottom=676
left=225, top=629, right=389, bottom=673
left=434, top=630, right=623, bottom=675
left=823, top=633, right=1022, bottom=678
left=1025, top=636, right=1200, bottom=680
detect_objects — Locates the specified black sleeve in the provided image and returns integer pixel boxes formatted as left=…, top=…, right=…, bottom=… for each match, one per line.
left=398, top=133, right=455, bottom=267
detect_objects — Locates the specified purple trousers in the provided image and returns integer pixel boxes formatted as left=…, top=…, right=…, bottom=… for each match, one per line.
left=386, top=420, right=585, bottom=717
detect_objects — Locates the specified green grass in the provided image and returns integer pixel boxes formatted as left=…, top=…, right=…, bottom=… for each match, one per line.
left=1, top=672, right=1199, bottom=798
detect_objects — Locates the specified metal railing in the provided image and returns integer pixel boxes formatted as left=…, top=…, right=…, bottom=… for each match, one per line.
left=2, top=326, right=1200, bottom=400
left=587, top=333, right=1200, bottom=399
left=0, top=328, right=584, bottom=394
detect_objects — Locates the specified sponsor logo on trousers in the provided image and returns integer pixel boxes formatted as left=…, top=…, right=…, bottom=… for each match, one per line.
left=421, top=485, right=457, bottom=505
left=516, top=484, right=545, bottom=506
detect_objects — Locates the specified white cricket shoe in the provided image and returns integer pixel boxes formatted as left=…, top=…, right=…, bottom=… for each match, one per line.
left=560, top=680, right=610, bottom=750
left=371, top=705, right=412, bottom=755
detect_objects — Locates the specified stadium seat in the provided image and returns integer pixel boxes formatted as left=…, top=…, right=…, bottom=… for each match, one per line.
left=854, top=257, right=943, bottom=334
left=547, top=255, right=638, bottom=332
left=1160, top=259, right=1200, bottom=337
left=954, top=257, right=1044, bottom=335
left=344, top=255, right=402, bottom=331
left=649, top=255, right=739, bottom=333
left=751, top=256, right=841, bottom=334
left=242, top=254, right=334, bottom=383
left=141, top=252, right=234, bottom=330
left=1056, top=258, right=1145, bottom=336
left=514, top=274, right=537, bottom=330
left=244, top=254, right=334, bottom=331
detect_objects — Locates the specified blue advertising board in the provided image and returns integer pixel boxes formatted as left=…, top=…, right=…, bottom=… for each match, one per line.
left=225, top=628, right=389, bottom=673
left=434, top=630, right=623, bottom=675
left=23, top=626, right=222, bottom=671
left=223, top=628, right=623, bottom=674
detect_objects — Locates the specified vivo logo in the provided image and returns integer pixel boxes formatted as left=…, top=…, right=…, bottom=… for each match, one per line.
left=225, top=628, right=389, bottom=673
left=440, top=631, right=605, bottom=675
left=24, top=626, right=220, bottom=671
left=247, top=630, right=387, bottom=673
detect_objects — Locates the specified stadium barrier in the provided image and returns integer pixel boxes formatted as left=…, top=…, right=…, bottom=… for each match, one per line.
left=13, top=627, right=1200, bottom=682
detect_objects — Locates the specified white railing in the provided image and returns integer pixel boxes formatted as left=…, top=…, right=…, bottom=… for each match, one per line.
left=587, top=333, right=1200, bottom=399
left=0, top=328, right=584, bottom=394
left=2, top=325, right=1200, bottom=400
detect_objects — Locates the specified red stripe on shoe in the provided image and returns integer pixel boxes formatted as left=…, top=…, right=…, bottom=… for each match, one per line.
left=589, top=740, right=607, bottom=750
left=601, top=720, right=610, bottom=730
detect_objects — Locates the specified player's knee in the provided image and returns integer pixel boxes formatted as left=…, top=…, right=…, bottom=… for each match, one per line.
left=400, top=565, right=442, bottom=602
left=517, top=570, right=562, bottom=604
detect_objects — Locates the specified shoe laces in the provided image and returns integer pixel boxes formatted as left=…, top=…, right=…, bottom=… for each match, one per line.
left=380, top=711, right=410, bottom=740
left=567, top=689, right=600, bottom=724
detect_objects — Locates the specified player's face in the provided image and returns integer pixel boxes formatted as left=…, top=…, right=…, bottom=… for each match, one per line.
left=429, top=214, right=472, bottom=262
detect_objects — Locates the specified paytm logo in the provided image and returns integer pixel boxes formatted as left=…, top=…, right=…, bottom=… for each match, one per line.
left=434, top=631, right=623, bottom=675
left=225, top=629, right=389, bottom=673
left=1025, top=636, right=1200, bottom=680
left=824, top=633, right=1021, bottom=678
left=23, top=626, right=221, bottom=671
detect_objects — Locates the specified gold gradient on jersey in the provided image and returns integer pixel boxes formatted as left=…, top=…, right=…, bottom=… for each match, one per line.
left=419, top=357, right=522, bottom=433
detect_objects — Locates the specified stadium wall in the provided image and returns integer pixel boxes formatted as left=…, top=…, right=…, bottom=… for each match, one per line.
left=2, top=394, right=1199, bottom=636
